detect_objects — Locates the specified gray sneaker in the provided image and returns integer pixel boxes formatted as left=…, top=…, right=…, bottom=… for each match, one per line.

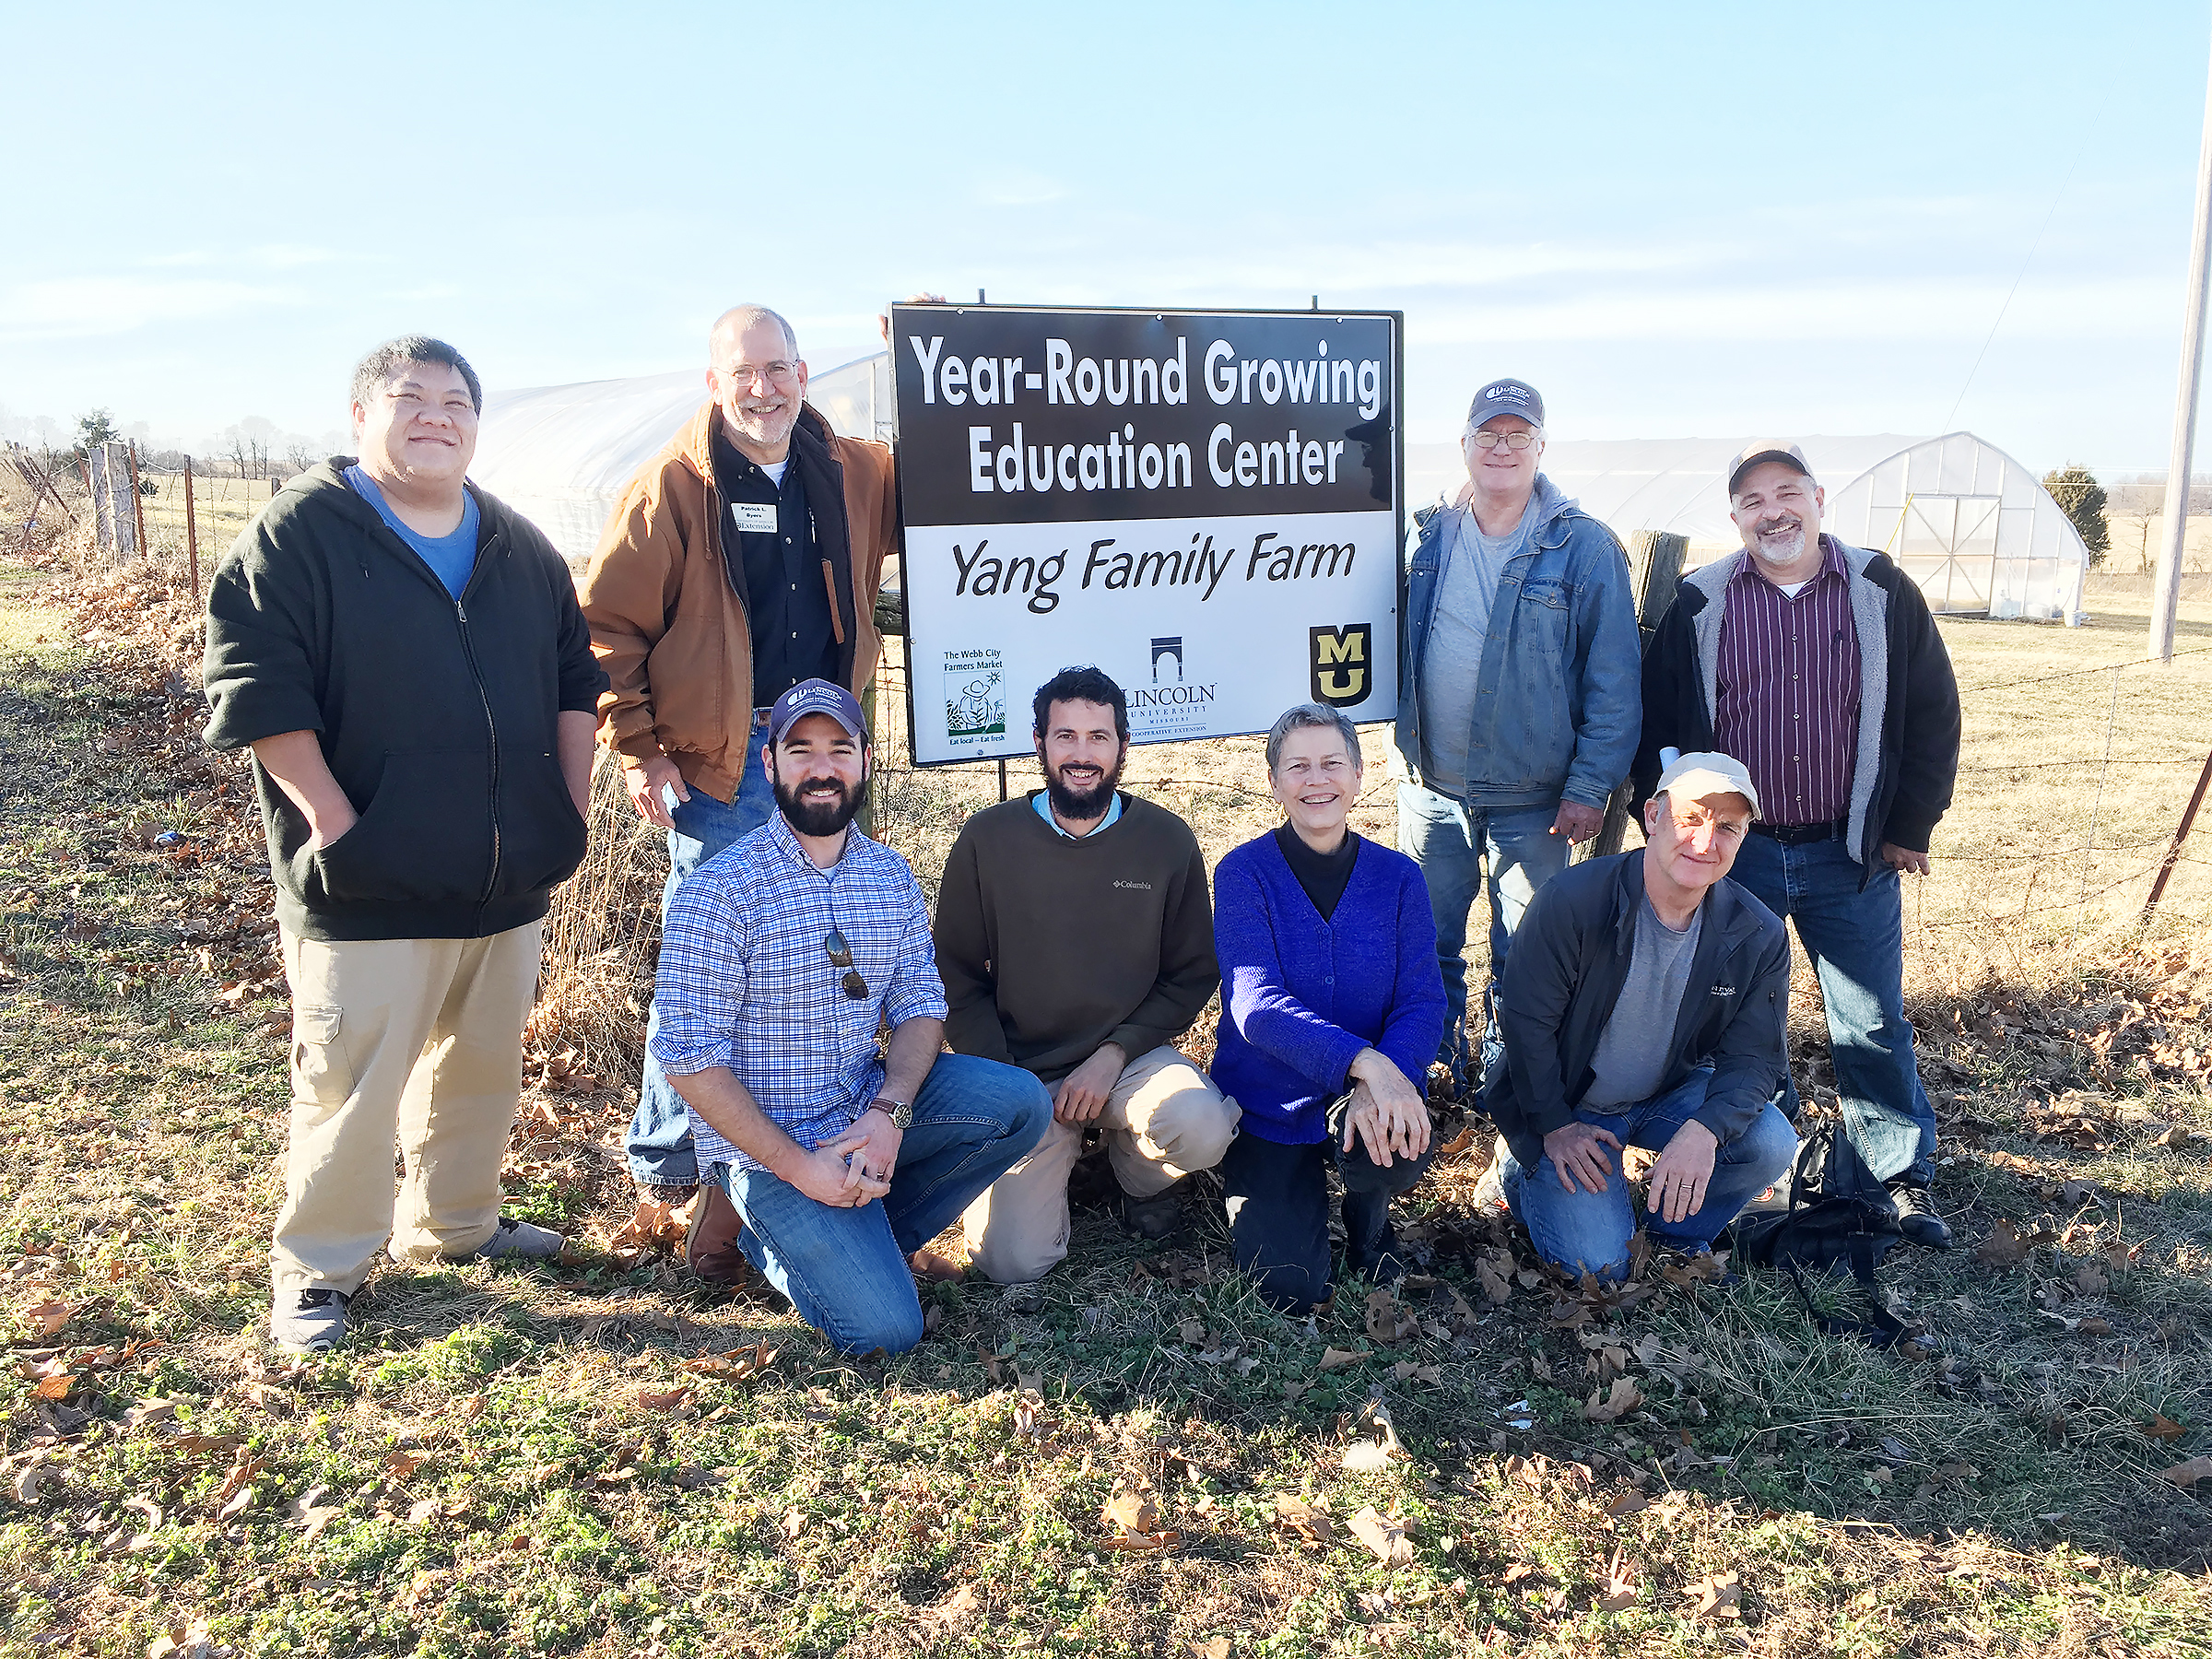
left=465, top=1216, right=566, bottom=1262
left=271, top=1288, right=350, bottom=1352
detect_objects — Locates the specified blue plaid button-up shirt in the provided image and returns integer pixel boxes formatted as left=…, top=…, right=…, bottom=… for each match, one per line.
left=650, top=811, right=948, bottom=1173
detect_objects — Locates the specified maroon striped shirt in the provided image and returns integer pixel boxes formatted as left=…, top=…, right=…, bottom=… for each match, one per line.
left=1713, top=536, right=1860, bottom=827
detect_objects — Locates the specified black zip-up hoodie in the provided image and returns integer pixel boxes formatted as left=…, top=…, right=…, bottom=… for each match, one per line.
left=203, top=462, right=607, bottom=942
left=1482, top=851, right=1791, bottom=1174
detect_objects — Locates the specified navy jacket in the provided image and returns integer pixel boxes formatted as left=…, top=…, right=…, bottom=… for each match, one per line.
left=1483, top=851, right=1789, bottom=1172
left=1210, top=832, right=1445, bottom=1145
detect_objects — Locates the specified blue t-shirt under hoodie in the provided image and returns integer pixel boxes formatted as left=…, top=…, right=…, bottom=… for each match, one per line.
left=346, top=465, right=479, bottom=599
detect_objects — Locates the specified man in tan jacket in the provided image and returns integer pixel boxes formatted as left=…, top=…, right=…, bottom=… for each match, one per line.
left=581, top=304, right=898, bottom=1279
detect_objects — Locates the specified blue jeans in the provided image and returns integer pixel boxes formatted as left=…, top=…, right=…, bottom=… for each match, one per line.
left=1395, top=783, right=1569, bottom=1091
left=1499, top=1067, right=1798, bottom=1278
left=1726, top=833, right=1937, bottom=1188
left=629, top=727, right=775, bottom=1190
left=708, top=1054, right=1050, bottom=1355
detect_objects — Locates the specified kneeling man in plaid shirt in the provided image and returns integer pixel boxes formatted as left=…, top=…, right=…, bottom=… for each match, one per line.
left=653, top=679, right=1050, bottom=1353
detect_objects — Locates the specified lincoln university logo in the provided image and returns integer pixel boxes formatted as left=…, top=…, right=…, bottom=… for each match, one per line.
left=1309, top=623, right=1373, bottom=708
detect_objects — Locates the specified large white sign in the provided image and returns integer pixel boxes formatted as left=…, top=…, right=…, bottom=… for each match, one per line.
left=890, top=304, right=1403, bottom=764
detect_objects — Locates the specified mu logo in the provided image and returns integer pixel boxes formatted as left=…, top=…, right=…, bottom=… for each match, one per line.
left=1308, top=623, right=1373, bottom=708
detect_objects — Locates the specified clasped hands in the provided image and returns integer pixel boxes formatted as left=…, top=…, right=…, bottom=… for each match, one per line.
left=1340, top=1048, right=1430, bottom=1168
left=1541, top=1117, right=1718, bottom=1224
left=784, top=1107, right=903, bottom=1208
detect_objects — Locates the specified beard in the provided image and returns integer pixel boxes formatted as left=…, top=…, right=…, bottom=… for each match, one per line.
left=774, top=771, right=865, bottom=838
left=1045, top=747, right=1126, bottom=822
left=1747, top=515, right=1808, bottom=568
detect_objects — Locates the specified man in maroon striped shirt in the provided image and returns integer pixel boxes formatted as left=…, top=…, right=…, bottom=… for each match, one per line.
left=1633, top=442, right=1961, bottom=1249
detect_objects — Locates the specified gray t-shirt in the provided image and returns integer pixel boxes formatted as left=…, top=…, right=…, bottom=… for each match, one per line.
left=1580, top=898, right=1703, bottom=1112
left=1418, top=501, right=1531, bottom=795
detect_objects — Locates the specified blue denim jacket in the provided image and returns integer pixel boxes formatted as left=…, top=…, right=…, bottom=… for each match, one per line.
left=1393, top=475, right=1641, bottom=812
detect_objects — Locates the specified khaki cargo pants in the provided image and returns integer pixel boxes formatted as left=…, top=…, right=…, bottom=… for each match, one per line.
left=961, top=1044, right=1239, bottom=1284
left=271, top=922, right=541, bottom=1295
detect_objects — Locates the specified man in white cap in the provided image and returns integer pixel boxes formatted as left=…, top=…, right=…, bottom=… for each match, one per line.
left=1394, top=377, right=1640, bottom=1100
left=1477, top=753, right=1797, bottom=1277
left=1634, top=443, right=1960, bottom=1248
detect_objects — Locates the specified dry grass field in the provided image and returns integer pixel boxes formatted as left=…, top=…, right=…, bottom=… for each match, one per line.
left=4, top=482, right=2212, bottom=1657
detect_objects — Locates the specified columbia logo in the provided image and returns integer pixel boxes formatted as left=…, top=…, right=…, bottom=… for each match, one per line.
left=1710, top=983, right=1736, bottom=996
left=1113, top=880, right=1153, bottom=890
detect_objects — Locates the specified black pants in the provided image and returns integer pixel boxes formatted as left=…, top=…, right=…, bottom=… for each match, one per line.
left=1218, top=1112, right=1434, bottom=1313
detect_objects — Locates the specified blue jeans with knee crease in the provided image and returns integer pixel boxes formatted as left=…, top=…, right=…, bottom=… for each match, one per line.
left=1498, top=1067, right=1798, bottom=1279
left=708, top=1054, right=1050, bottom=1356
left=628, top=730, right=776, bottom=1190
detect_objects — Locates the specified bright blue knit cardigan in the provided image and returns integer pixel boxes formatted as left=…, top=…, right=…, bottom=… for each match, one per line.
left=1209, top=830, right=1447, bottom=1146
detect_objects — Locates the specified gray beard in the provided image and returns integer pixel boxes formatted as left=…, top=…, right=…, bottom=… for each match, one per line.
left=1749, top=524, right=1807, bottom=568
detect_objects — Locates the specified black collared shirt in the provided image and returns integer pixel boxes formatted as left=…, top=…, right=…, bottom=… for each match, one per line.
left=713, top=429, right=839, bottom=707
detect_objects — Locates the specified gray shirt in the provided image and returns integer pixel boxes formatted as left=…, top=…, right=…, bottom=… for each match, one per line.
left=1580, top=897, right=1703, bottom=1112
left=1418, top=499, right=1532, bottom=795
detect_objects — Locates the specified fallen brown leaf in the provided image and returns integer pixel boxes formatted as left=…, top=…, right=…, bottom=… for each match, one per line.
left=1583, top=1376, right=1644, bottom=1423
left=1191, top=1640, right=1231, bottom=1659
left=1103, top=1489, right=1159, bottom=1535
left=2162, top=1455, right=2212, bottom=1487
left=1688, top=1571, right=1743, bottom=1619
left=1318, top=1347, right=1364, bottom=1371
left=19, top=1300, right=71, bottom=1339
left=1597, top=1546, right=1640, bottom=1611
left=1347, top=1504, right=1416, bottom=1568
left=636, top=1385, right=693, bottom=1414
left=2143, top=1414, right=2188, bottom=1442
left=382, top=1449, right=431, bottom=1480
left=1274, top=1492, right=1335, bottom=1543
left=1975, top=1218, right=2032, bottom=1269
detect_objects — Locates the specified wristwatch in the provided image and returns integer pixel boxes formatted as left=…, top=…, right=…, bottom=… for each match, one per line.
left=870, top=1097, right=913, bottom=1130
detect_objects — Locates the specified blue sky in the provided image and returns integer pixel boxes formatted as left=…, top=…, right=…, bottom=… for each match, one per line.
left=4, top=1, right=2208, bottom=473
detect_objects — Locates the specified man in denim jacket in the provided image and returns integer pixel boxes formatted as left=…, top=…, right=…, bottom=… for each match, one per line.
left=1394, top=379, right=1640, bottom=1096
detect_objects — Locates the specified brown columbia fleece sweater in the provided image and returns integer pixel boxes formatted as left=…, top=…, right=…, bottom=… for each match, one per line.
left=933, top=791, right=1218, bottom=1082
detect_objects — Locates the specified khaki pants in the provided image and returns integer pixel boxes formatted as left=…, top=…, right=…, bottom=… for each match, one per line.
left=962, top=1044, right=1239, bottom=1284
left=271, top=922, right=542, bottom=1294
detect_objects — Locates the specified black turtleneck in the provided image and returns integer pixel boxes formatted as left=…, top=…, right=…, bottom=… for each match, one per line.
left=1274, top=824, right=1360, bottom=921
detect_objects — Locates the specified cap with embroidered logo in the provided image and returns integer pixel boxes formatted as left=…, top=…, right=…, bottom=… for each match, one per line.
left=766, top=678, right=869, bottom=747
left=1465, top=378, right=1545, bottom=432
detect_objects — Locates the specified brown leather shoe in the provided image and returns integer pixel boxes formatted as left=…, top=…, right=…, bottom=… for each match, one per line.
left=684, top=1182, right=754, bottom=1285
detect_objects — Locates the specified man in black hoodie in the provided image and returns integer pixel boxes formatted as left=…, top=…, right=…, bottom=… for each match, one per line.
left=204, top=336, right=606, bottom=1352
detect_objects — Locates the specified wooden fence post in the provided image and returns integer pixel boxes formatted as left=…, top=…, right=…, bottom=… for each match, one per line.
left=2141, top=745, right=2212, bottom=927
left=184, top=455, right=199, bottom=594
left=1588, top=529, right=1689, bottom=858
left=86, top=440, right=139, bottom=564
left=127, top=441, right=148, bottom=561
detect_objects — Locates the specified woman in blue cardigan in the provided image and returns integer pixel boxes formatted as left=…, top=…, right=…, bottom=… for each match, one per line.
left=1210, top=704, right=1447, bottom=1312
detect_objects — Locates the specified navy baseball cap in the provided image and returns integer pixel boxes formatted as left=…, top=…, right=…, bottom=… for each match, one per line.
left=767, top=678, right=869, bottom=747
left=1465, top=378, right=1545, bottom=431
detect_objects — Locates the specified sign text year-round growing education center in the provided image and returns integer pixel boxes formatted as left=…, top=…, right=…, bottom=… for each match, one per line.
left=890, top=303, right=1404, bottom=766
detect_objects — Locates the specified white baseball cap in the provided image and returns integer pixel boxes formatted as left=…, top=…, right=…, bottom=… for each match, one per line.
left=1655, top=750, right=1760, bottom=818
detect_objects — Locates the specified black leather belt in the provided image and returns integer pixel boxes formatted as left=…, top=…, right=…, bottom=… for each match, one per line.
left=1751, top=818, right=1845, bottom=846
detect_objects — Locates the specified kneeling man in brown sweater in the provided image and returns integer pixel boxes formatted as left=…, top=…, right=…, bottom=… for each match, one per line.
left=936, top=666, right=1239, bottom=1283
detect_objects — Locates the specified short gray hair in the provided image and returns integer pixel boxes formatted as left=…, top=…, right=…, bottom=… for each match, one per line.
left=1265, top=703, right=1361, bottom=773
left=710, top=304, right=798, bottom=360
left=349, top=335, right=482, bottom=415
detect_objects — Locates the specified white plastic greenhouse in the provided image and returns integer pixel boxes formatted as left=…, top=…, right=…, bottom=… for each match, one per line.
left=1408, top=429, right=2088, bottom=623
left=469, top=350, right=889, bottom=565
left=476, top=354, right=2088, bottom=623
left=1822, top=432, right=2090, bottom=623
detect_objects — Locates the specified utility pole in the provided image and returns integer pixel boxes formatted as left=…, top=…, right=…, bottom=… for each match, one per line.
left=2152, top=31, right=2212, bottom=660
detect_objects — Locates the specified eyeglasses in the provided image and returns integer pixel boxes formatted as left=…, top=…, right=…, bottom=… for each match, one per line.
left=1468, top=429, right=1540, bottom=452
left=824, top=928, right=868, bottom=999
left=718, top=360, right=799, bottom=388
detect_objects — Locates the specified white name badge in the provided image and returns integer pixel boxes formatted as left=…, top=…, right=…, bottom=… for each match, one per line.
left=730, top=502, right=778, bottom=534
